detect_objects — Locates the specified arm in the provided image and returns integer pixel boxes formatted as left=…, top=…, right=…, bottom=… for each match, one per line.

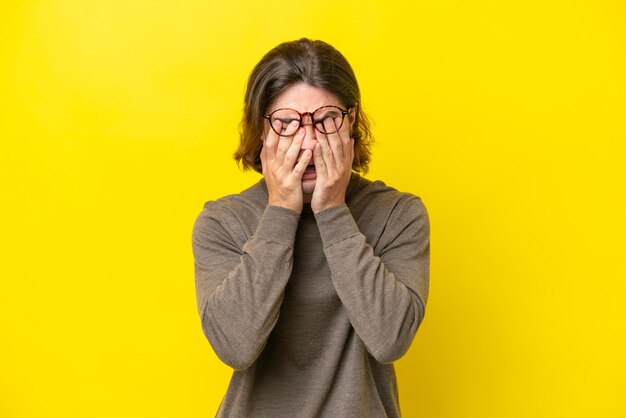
left=192, top=203, right=300, bottom=370
left=314, top=195, right=430, bottom=363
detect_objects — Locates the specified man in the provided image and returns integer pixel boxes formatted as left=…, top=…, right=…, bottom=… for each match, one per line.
left=192, top=38, right=430, bottom=417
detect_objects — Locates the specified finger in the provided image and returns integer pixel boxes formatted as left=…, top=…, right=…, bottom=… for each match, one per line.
left=260, top=144, right=267, bottom=175
left=265, top=120, right=282, bottom=161
left=334, top=116, right=342, bottom=128
left=315, top=122, right=337, bottom=169
left=337, top=116, right=353, bottom=160
left=275, top=120, right=300, bottom=162
left=323, top=117, right=344, bottom=160
left=292, top=149, right=312, bottom=178
left=283, top=128, right=305, bottom=168
left=313, top=142, right=327, bottom=178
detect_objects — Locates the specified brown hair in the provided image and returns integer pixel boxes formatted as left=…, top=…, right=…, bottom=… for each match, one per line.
left=234, top=38, right=373, bottom=174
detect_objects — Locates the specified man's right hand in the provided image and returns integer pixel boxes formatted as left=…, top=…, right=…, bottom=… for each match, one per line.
left=260, top=120, right=312, bottom=214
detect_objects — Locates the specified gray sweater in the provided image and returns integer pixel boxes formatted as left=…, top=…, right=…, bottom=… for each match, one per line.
left=192, top=173, right=430, bottom=417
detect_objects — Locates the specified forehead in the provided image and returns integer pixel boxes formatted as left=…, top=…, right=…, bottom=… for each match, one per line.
left=269, top=82, right=343, bottom=113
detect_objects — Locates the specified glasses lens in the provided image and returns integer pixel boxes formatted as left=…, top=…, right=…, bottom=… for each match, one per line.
left=313, top=106, right=344, bottom=134
left=270, top=110, right=300, bottom=136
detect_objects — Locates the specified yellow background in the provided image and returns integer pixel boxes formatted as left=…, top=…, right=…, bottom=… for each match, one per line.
left=1, top=0, right=625, bottom=417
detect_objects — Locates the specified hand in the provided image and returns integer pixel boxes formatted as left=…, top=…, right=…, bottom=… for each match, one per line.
left=310, top=116, right=355, bottom=214
left=260, top=120, right=312, bottom=214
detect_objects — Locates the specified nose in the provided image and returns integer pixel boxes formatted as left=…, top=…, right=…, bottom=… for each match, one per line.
left=301, top=126, right=318, bottom=149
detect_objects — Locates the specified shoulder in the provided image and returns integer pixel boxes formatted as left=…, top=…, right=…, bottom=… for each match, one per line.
left=348, top=175, right=429, bottom=251
left=199, top=180, right=266, bottom=219
left=193, top=181, right=267, bottom=247
left=349, top=175, right=427, bottom=222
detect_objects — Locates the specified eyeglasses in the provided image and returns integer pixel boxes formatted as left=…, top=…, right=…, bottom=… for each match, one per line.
left=264, top=105, right=353, bottom=137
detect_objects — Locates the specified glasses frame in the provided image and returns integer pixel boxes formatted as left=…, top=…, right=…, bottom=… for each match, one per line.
left=264, top=105, right=353, bottom=137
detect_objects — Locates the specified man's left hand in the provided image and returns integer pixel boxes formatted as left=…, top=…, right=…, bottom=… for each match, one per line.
left=310, top=116, right=355, bottom=214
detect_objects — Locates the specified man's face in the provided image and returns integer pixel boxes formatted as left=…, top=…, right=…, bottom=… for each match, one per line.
left=263, top=82, right=356, bottom=198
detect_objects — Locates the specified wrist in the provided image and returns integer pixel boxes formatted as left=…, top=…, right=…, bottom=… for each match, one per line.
left=268, top=198, right=302, bottom=214
left=311, top=199, right=344, bottom=214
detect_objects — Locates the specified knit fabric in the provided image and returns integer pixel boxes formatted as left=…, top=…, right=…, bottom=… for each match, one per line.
left=192, top=173, right=430, bottom=417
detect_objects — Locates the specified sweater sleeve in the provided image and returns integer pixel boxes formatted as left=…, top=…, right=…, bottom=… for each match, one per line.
left=314, top=196, right=430, bottom=364
left=192, top=203, right=300, bottom=370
